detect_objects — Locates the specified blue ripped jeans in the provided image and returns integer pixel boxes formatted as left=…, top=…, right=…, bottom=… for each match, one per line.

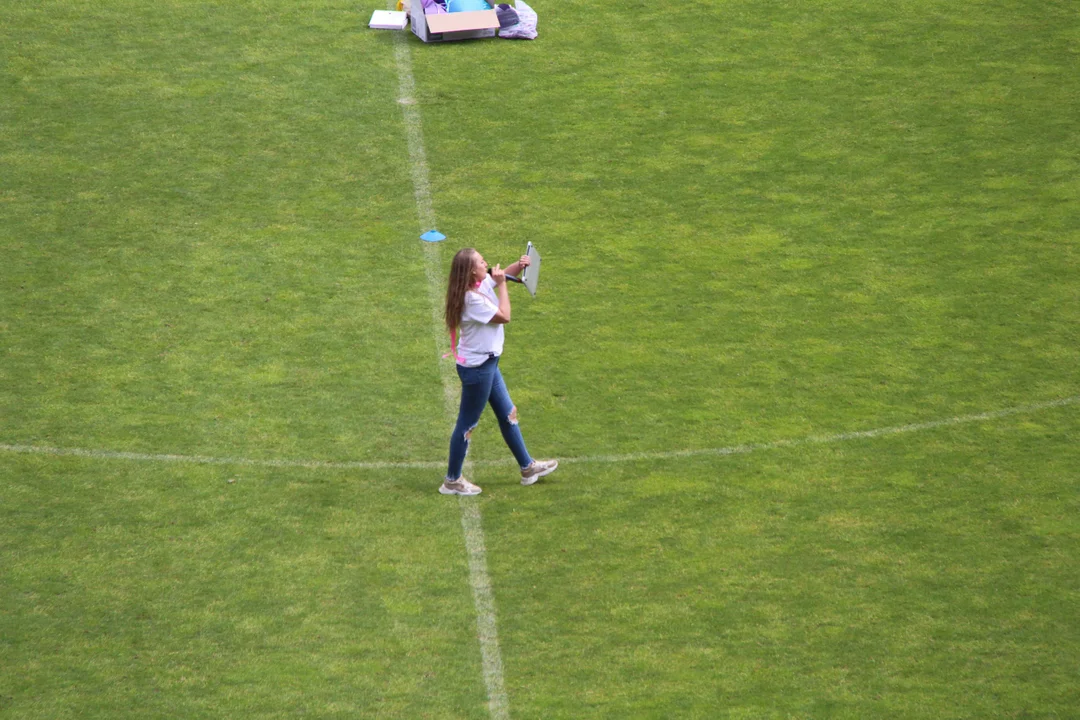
left=446, top=355, right=532, bottom=481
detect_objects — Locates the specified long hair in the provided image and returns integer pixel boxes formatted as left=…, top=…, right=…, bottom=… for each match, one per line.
left=445, top=248, right=480, bottom=333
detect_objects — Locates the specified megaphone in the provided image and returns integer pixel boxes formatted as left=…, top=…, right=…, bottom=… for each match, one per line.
left=487, top=267, right=524, bottom=284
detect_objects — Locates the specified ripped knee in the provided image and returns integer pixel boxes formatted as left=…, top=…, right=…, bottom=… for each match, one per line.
left=507, top=406, right=519, bottom=425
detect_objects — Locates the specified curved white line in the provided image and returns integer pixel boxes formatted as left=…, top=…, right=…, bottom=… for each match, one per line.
left=557, top=395, right=1080, bottom=465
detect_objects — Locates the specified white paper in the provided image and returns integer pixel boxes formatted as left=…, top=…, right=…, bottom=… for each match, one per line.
left=369, top=10, right=408, bottom=30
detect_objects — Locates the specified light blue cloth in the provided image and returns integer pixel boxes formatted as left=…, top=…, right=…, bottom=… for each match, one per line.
left=448, top=0, right=491, bottom=12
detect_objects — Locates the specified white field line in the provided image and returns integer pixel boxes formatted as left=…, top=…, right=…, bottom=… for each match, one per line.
left=3, top=395, right=1076, bottom=471
left=0, top=444, right=443, bottom=470
left=391, top=24, right=511, bottom=720
left=559, top=394, right=1080, bottom=465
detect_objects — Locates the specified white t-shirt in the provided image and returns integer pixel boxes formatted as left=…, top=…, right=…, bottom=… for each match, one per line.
left=456, top=276, right=504, bottom=367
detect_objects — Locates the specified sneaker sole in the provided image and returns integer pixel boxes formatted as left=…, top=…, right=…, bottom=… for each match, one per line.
left=521, top=461, right=558, bottom=486
left=439, top=485, right=482, bottom=496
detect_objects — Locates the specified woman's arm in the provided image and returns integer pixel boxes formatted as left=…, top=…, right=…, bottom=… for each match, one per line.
left=488, top=265, right=512, bottom=324
left=504, top=254, right=531, bottom=278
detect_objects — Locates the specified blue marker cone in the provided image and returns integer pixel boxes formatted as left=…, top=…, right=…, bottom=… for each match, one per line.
left=420, top=230, right=446, bottom=243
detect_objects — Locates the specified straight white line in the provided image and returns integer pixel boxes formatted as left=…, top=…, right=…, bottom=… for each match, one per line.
left=0, top=443, right=442, bottom=470
left=3, top=395, right=1076, bottom=471
left=391, top=23, right=511, bottom=720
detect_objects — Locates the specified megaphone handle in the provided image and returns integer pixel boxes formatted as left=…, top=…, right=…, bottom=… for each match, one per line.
left=487, top=268, right=523, bottom=284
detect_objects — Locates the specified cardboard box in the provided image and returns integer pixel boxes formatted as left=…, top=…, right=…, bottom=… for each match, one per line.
left=411, top=7, right=499, bottom=43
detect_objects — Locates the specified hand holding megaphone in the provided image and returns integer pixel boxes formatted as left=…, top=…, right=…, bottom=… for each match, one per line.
left=488, top=265, right=523, bottom=284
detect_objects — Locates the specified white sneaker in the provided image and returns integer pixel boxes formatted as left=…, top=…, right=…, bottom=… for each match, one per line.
left=520, top=459, right=558, bottom=486
left=439, top=478, right=482, bottom=496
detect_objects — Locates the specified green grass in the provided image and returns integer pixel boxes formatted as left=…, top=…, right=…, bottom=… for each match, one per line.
left=2, top=457, right=485, bottom=717
left=2, top=0, right=1078, bottom=717
left=488, top=411, right=1080, bottom=717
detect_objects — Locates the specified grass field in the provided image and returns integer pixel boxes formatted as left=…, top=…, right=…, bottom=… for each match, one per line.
left=2, top=0, right=1078, bottom=718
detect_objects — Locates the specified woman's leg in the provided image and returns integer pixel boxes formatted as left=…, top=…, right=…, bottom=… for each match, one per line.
left=446, top=360, right=496, bottom=480
left=488, top=360, right=533, bottom=469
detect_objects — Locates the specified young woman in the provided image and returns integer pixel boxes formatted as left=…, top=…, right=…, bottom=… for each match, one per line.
left=441, top=247, right=558, bottom=496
